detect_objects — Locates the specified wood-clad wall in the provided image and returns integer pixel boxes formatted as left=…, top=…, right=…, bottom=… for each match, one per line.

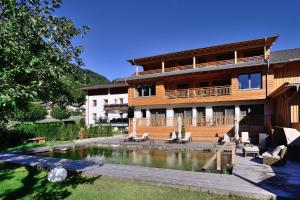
left=128, top=66, right=268, bottom=107
left=274, top=63, right=300, bottom=88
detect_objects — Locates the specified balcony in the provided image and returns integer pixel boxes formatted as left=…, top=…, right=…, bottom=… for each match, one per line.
left=130, top=115, right=265, bottom=128
left=138, top=55, right=264, bottom=76
left=165, top=85, right=231, bottom=99
left=104, top=103, right=129, bottom=111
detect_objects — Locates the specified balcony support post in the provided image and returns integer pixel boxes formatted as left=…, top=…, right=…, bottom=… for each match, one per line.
left=234, top=50, right=238, bottom=64
left=193, top=57, right=196, bottom=69
left=135, top=65, right=139, bottom=76
left=162, top=61, right=165, bottom=72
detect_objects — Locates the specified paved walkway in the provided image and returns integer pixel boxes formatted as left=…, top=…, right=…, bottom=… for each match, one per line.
left=2, top=152, right=298, bottom=200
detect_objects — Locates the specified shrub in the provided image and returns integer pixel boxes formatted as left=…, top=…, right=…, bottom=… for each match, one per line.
left=51, top=106, right=71, bottom=120
left=13, top=103, right=47, bottom=122
left=11, top=123, right=113, bottom=142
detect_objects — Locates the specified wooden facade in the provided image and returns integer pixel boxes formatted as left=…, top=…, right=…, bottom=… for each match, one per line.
left=127, top=36, right=300, bottom=141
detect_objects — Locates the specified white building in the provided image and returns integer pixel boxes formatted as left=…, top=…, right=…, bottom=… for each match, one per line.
left=83, top=82, right=129, bottom=129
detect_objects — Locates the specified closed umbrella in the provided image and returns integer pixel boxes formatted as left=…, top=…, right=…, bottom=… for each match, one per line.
left=178, top=116, right=182, bottom=139
left=234, top=116, right=240, bottom=142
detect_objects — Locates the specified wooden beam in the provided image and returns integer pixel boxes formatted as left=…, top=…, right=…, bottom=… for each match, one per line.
left=193, top=57, right=196, bottom=69
left=135, top=65, right=139, bottom=76
left=162, top=61, right=165, bottom=72
left=234, top=50, right=238, bottom=64
left=264, top=45, right=267, bottom=60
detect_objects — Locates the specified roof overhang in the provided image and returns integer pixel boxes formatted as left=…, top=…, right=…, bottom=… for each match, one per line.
left=81, top=82, right=128, bottom=91
left=268, top=83, right=300, bottom=99
left=128, top=35, right=278, bottom=66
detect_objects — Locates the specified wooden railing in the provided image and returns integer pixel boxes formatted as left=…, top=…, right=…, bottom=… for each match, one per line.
left=137, top=55, right=264, bottom=76
left=129, top=115, right=236, bottom=128
left=203, top=141, right=236, bottom=172
left=165, top=85, right=231, bottom=99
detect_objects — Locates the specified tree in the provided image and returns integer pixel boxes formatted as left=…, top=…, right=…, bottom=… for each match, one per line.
left=13, top=103, right=48, bottom=122
left=0, top=0, right=89, bottom=122
left=51, top=106, right=70, bottom=120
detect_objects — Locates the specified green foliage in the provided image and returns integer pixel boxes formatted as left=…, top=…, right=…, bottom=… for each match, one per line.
left=87, top=125, right=113, bottom=138
left=9, top=123, right=113, bottom=142
left=0, top=0, right=89, bottom=122
left=51, top=106, right=71, bottom=120
left=13, top=103, right=47, bottom=122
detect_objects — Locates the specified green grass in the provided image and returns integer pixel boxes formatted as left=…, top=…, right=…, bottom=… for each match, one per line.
left=0, top=163, right=253, bottom=200
left=2, top=141, right=69, bottom=152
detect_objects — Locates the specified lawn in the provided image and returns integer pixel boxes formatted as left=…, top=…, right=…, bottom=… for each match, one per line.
left=1, top=141, right=69, bottom=152
left=0, top=163, right=253, bottom=200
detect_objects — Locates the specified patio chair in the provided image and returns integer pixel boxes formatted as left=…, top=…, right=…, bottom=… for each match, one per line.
left=241, top=132, right=251, bottom=146
left=165, top=131, right=177, bottom=143
left=123, top=132, right=136, bottom=142
left=134, top=133, right=149, bottom=142
left=179, top=132, right=192, bottom=143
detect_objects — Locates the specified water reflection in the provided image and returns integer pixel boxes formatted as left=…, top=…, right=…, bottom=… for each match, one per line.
left=36, top=146, right=231, bottom=172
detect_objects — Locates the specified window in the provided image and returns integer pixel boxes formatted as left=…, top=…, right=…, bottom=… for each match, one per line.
left=239, top=104, right=264, bottom=126
left=141, top=109, right=147, bottom=118
left=92, top=100, right=97, bottom=107
left=197, top=57, right=206, bottom=64
left=150, top=109, right=166, bottom=126
left=212, top=106, right=235, bottom=125
left=238, top=72, right=262, bottom=89
left=136, top=83, right=156, bottom=97
left=120, top=113, right=123, bottom=119
left=93, top=113, right=97, bottom=120
left=120, top=98, right=123, bottom=104
left=104, top=99, right=108, bottom=105
left=212, top=79, right=231, bottom=86
left=114, top=99, right=117, bottom=104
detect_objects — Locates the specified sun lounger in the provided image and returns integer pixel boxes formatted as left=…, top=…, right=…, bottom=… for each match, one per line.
left=123, top=132, right=136, bottom=142
left=262, top=145, right=287, bottom=166
left=241, top=132, right=251, bottom=145
left=134, top=133, right=149, bottom=142
left=179, top=132, right=191, bottom=143
left=165, top=131, right=177, bottom=143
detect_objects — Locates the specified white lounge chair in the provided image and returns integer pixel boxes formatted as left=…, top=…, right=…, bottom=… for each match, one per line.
left=221, top=133, right=231, bottom=144
left=123, top=132, right=136, bottom=142
left=241, top=132, right=251, bottom=145
left=134, top=133, right=149, bottom=142
left=165, top=131, right=177, bottom=143
left=180, top=132, right=192, bottom=143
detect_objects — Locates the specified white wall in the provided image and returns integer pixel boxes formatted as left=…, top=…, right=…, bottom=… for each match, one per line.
left=86, top=93, right=128, bottom=125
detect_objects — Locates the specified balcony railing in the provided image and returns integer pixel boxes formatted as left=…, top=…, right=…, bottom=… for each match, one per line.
left=129, top=115, right=265, bottom=128
left=165, top=85, right=231, bottom=99
left=104, top=103, right=129, bottom=111
left=138, top=55, right=264, bottom=76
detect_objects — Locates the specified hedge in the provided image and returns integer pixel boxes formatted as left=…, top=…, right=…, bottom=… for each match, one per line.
left=7, top=123, right=113, bottom=142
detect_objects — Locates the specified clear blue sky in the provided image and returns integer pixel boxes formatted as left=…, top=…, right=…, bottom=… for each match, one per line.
left=56, top=0, right=300, bottom=81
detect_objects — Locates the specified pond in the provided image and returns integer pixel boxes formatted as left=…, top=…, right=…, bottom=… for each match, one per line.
left=34, top=146, right=232, bottom=173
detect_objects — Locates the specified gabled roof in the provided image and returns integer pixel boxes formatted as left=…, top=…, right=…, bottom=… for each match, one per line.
left=81, top=82, right=128, bottom=91
left=128, top=35, right=278, bottom=66
left=125, top=48, right=300, bottom=81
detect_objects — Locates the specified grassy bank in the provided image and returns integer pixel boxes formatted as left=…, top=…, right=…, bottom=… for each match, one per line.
left=0, top=163, right=253, bottom=200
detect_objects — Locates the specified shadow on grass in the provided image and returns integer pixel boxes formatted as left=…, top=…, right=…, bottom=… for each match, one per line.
left=1, top=164, right=100, bottom=200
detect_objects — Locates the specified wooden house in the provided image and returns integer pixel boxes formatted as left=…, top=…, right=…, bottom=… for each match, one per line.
left=126, top=35, right=300, bottom=142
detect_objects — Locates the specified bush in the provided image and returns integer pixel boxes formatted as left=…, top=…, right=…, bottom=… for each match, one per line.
left=11, top=123, right=113, bottom=142
left=51, top=106, right=71, bottom=120
left=13, top=103, right=48, bottom=122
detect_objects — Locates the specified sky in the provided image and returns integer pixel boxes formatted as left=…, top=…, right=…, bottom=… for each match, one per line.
left=56, top=0, right=300, bottom=81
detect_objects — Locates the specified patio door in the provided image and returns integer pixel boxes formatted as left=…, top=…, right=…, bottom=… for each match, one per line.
left=150, top=109, right=166, bottom=126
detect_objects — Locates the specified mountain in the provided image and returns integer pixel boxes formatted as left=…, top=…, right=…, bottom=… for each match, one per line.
left=75, top=68, right=110, bottom=86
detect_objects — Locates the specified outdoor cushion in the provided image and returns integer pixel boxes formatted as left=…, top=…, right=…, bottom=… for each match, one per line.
left=262, top=151, right=280, bottom=159
left=272, top=145, right=285, bottom=156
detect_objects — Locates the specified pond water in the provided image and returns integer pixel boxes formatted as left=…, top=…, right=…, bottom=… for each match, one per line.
left=34, top=146, right=232, bottom=172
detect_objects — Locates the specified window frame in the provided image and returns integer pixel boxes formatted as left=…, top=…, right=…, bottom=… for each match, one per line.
left=136, top=83, right=156, bottom=97
left=238, top=72, right=262, bottom=90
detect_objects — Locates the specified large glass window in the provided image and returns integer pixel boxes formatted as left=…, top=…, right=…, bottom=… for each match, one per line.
left=238, top=72, right=262, bottom=89
left=239, top=104, right=264, bottom=126
left=136, top=83, right=156, bottom=97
